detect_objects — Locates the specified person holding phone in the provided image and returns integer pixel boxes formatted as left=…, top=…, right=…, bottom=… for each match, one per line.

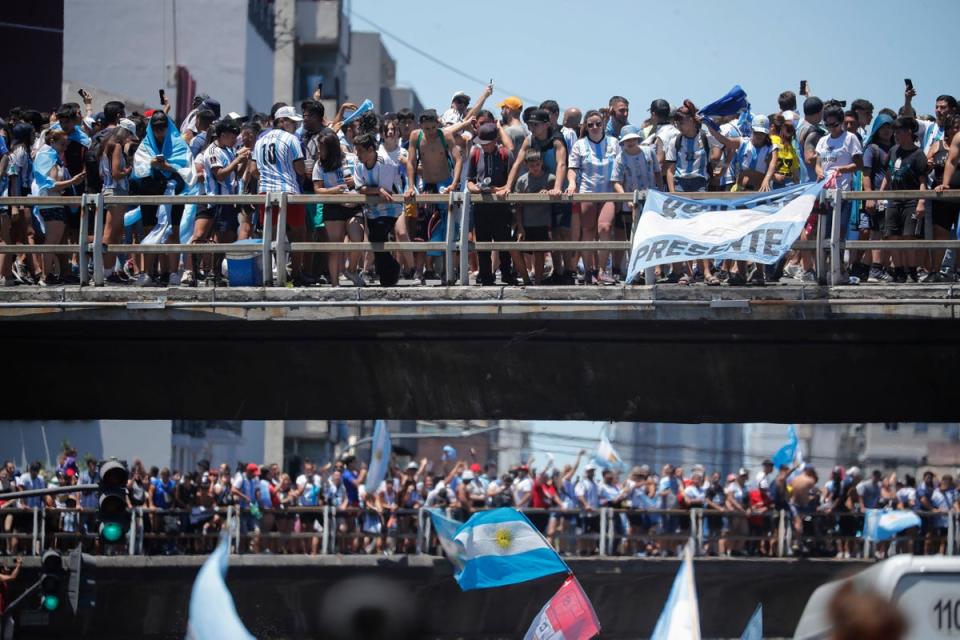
left=32, top=129, right=86, bottom=286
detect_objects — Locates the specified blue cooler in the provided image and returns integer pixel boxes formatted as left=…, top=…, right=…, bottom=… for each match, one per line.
left=226, top=239, right=263, bottom=286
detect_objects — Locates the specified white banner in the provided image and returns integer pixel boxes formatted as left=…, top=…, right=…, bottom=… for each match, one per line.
left=626, top=183, right=823, bottom=282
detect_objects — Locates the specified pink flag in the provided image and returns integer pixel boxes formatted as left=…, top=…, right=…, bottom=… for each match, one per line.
left=524, top=576, right=601, bottom=640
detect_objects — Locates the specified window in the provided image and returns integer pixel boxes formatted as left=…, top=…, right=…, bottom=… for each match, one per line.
left=914, top=423, right=928, bottom=435
left=884, top=423, right=899, bottom=432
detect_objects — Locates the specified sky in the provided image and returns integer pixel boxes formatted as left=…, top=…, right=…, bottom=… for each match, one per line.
left=350, top=0, right=959, bottom=119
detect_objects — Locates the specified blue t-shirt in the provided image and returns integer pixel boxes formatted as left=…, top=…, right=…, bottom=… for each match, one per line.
left=342, top=469, right=360, bottom=506
left=151, top=478, right=176, bottom=509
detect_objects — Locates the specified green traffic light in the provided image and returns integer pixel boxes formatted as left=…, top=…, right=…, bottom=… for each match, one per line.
left=102, top=522, right=123, bottom=542
left=42, top=595, right=59, bottom=611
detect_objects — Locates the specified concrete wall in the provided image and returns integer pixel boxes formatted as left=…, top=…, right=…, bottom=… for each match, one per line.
left=64, top=0, right=270, bottom=117
left=294, top=0, right=340, bottom=44
left=345, top=32, right=387, bottom=107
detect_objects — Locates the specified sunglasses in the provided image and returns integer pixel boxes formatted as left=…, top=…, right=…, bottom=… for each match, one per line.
left=586, top=122, right=603, bottom=129
left=824, top=121, right=841, bottom=128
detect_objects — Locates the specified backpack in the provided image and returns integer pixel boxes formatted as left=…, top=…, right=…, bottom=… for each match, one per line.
left=470, top=145, right=511, bottom=187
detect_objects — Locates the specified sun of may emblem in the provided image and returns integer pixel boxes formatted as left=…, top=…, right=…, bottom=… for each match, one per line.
left=374, top=450, right=383, bottom=462
left=495, top=527, right=512, bottom=550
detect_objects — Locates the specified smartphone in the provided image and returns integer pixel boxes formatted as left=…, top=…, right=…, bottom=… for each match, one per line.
left=155, top=155, right=165, bottom=163
left=905, top=78, right=914, bottom=91
left=158, top=89, right=166, bottom=103
left=317, top=82, right=323, bottom=96
left=799, top=80, right=807, bottom=95
left=77, top=89, right=88, bottom=100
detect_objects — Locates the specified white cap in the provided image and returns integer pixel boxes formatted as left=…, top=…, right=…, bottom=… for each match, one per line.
left=780, top=110, right=798, bottom=125
left=585, top=462, right=598, bottom=472
left=227, top=111, right=242, bottom=120
left=751, top=114, right=770, bottom=135
left=118, top=118, right=138, bottom=138
left=274, top=106, right=302, bottom=122
left=462, top=470, right=475, bottom=480
left=619, top=132, right=642, bottom=144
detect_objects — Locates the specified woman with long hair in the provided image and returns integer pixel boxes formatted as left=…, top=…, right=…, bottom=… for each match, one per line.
left=33, top=129, right=86, bottom=285
left=312, top=131, right=361, bottom=285
left=99, top=120, right=136, bottom=283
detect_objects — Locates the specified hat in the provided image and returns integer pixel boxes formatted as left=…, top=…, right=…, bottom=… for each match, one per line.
left=476, top=123, right=498, bottom=144
left=193, top=93, right=210, bottom=108
left=462, top=470, right=475, bottom=480
left=649, top=99, right=671, bottom=117
left=498, top=96, right=523, bottom=111
left=751, top=114, right=770, bottom=135
left=405, top=461, right=419, bottom=471
left=517, top=464, right=529, bottom=472
left=451, top=91, right=470, bottom=104
left=780, top=110, right=799, bottom=126
left=803, top=96, right=824, bottom=116
left=585, top=462, right=598, bottom=472
left=620, top=124, right=642, bottom=137
left=274, top=106, right=302, bottom=122
left=619, top=132, right=642, bottom=144
left=527, top=109, right=550, bottom=124
left=118, top=118, right=137, bottom=137
left=847, top=466, right=862, bottom=477
left=143, top=109, right=156, bottom=118
left=94, top=112, right=107, bottom=125
left=738, top=467, right=749, bottom=477
left=200, top=98, right=221, bottom=118
left=227, top=111, right=242, bottom=120
left=82, top=116, right=96, bottom=130
left=245, top=462, right=260, bottom=474
left=470, top=463, right=482, bottom=473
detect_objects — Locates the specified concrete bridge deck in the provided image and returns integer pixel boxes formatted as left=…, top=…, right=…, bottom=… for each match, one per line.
left=5, top=284, right=959, bottom=422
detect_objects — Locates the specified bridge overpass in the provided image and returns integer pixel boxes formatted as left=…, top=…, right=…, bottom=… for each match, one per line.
left=4, top=283, right=959, bottom=422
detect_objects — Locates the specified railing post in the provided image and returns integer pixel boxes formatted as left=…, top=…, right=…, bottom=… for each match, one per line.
left=777, top=509, right=786, bottom=557
left=694, top=509, right=703, bottom=555
left=948, top=511, right=956, bottom=556
left=39, top=507, right=45, bottom=553
left=31, top=508, right=38, bottom=556
left=225, top=506, right=233, bottom=553
left=93, top=191, right=105, bottom=285
left=816, top=204, right=827, bottom=285
left=444, top=191, right=457, bottom=285
left=459, top=190, right=471, bottom=286
left=275, top=191, right=288, bottom=286
left=830, top=188, right=844, bottom=285
left=321, top=506, right=330, bottom=555
left=424, top=510, right=433, bottom=555
left=128, top=507, right=136, bottom=555
left=262, top=192, right=274, bottom=286
left=78, top=194, right=91, bottom=285
left=599, top=507, right=607, bottom=557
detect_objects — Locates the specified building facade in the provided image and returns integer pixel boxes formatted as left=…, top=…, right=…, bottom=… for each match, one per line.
left=345, top=32, right=422, bottom=113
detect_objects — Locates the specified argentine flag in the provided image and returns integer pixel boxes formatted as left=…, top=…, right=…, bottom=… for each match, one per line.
left=454, top=508, right=568, bottom=591
left=594, top=432, right=625, bottom=471
left=772, top=425, right=803, bottom=470
left=364, top=420, right=391, bottom=494
left=428, top=508, right=465, bottom=571
left=864, top=509, right=921, bottom=542
left=740, top=604, right=762, bottom=640
left=651, top=543, right=700, bottom=640
left=185, top=535, right=254, bottom=640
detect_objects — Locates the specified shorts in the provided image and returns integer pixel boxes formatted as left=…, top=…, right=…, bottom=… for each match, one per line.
left=523, top=225, right=549, bottom=243
left=581, top=513, right=600, bottom=534
left=214, top=204, right=240, bottom=235
left=615, top=210, right=633, bottom=231
left=675, top=176, right=708, bottom=193
left=259, top=202, right=306, bottom=228
left=932, top=200, right=960, bottom=231
left=38, top=207, right=68, bottom=224
left=858, top=206, right=883, bottom=232
left=551, top=203, right=572, bottom=229
left=883, top=200, right=920, bottom=238
left=322, top=203, right=355, bottom=223
left=103, top=185, right=129, bottom=197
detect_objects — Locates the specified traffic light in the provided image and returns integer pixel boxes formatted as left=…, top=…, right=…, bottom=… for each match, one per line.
left=98, top=460, right=130, bottom=545
left=66, top=547, right=96, bottom=615
left=39, top=550, right=65, bottom=612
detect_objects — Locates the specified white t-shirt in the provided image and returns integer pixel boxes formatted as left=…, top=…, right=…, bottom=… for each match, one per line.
left=353, top=152, right=404, bottom=219
left=512, top=476, right=534, bottom=506
left=815, top=131, right=863, bottom=191
left=569, top=136, right=619, bottom=193
left=575, top=477, right=600, bottom=509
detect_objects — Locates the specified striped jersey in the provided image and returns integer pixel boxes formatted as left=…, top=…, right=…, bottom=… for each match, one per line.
left=202, top=143, right=238, bottom=195
left=665, top=132, right=712, bottom=180
left=99, top=150, right=128, bottom=192
left=311, top=158, right=351, bottom=190
left=353, top=151, right=404, bottom=219
left=253, top=128, right=303, bottom=194
left=611, top=147, right=660, bottom=192
left=740, top=142, right=773, bottom=175
left=569, top=135, right=619, bottom=193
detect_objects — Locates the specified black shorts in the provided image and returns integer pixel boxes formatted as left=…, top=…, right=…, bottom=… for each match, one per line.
left=615, top=210, right=633, bottom=231
left=932, top=201, right=960, bottom=231
left=551, top=203, right=572, bottom=229
left=196, top=206, right=216, bottom=220
left=883, top=200, right=920, bottom=238
left=523, top=225, right=549, bottom=244
left=214, top=204, right=240, bottom=235
left=39, top=207, right=68, bottom=224
left=581, top=513, right=600, bottom=534
left=323, top=203, right=355, bottom=222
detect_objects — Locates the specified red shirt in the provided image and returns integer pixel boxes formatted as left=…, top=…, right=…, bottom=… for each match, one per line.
left=531, top=481, right=557, bottom=509
left=748, top=489, right=772, bottom=527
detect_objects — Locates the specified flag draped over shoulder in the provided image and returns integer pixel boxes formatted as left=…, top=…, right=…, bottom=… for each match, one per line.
left=523, top=575, right=601, bottom=640
left=453, top=508, right=568, bottom=591
left=132, top=116, right=197, bottom=245
left=364, top=420, right=391, bottom=494
left=651, top=544, right=700, bottom=640
left=31, top=145, right=59, bottom=193
left=739, top=604, right=762, bottom=640
left=428, top=508, right=465, bottom=572
left=185, top=535, right=255, bottom=640
left=864, top=509, right=921, bottom=542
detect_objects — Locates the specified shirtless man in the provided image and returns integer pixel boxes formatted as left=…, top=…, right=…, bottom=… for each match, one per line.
left=790, top=465, right=819, bottom=549
left=405, top=109, right=463, bottom=281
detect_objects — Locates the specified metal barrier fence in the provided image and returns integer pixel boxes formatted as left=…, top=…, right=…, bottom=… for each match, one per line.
left=2, top=506, right=956, bottom=559
left=2, top=189, right=960, bottom=287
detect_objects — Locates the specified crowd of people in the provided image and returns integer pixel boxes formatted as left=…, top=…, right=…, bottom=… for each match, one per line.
left=1, top=444, right=957, bottom=559
left=1, top=83, right=958, bottom=287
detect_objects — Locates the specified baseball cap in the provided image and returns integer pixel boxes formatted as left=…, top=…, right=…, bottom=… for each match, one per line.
left=82, top=116, right=96, bottom=130
left=498, top=96, right=523, bottom=111
left=527, top=109, right=550, bottom=124
left=751, top=114, right=770, bottom=135
left=274, top=106, right=302, bottom=122
left=118, top=118, right=138, bottom=138
left=245, top=462, right=260, bottom=474
left=803, top=96, right=824, bottom=116
left=619, top=132, right=642, bottom=144
left=405, top=461, right=419, bottom=471
left=585, top=462, right=598, bottom=472
left=737, top=467, right=749, bottom=477
left=200, top=98, right=221, bottom=118
left=470, top=463, right=482, bottom=473
left=649, top=99, right=671, bottom=117
left=477, top=123, right=498, bottom=144
left=452, top=91, right=470, bottom=103
left=780, top=110, right=799, bottom=126
left=462, top=470, right=475, bottom=480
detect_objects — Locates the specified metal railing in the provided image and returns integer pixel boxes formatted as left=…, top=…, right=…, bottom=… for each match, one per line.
left=3, top=505, right=956, bottom=560
left=2, top=189, right=960, bottom=288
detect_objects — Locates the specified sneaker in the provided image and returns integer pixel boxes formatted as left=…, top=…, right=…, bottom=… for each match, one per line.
left=168, top=272, right=182, bottom=287
left=38, top=274, right=60, bottom=287
left=156, top=272, right=170, bottom=287
left=939, top=270, right=958, bottom=283
left=920, top=270, right=941, bottom=283
left=136, top=273, right=156, bottom=287
left=783, top=262, right=802, bottom=280
left=180, top=270, right=196, bottom=287
left=123, top=260, right=138, bottom=280
left=0, top=275, right=20, bottom=287
left=597, top=270, right=617, bottom=285
left=873, top=269, right=894, bottom=283
left=61, top=272, right=81, bottom=285
left=727, top=272, right=747, bottom=286
left=346, top=270, right=366, bottom=287
left=801, top=270, right=817, bottom=283
left=291, top=272, right=313, bottom=287
left=105, top=272, right=127, bottom=285
left=584, top=270, right=596, bottom=285
left=561, top=270, right=577, bottom=285
left=423, top=269, right=439, bottom=281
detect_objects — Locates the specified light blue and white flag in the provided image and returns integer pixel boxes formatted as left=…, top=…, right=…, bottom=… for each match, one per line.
left=341, top=98, right=375, bottom=126
left=428, top=508, right=465, bottom=571
left=185, top=535, right=255, bottom=640
left=740, top=604, right=762, bottom=640
left=364, top=420, right=391, bottom=494
left=651, top=543, right=700, bottom=640
left=864, top=509, right=921, bottom=542
left=772, top=425, right=803, bottom=470
left=453, top=508, right=568, bottom=591
left=626, top=182, right=824, bottom=282
left=594, top=432, right=624, bottom=471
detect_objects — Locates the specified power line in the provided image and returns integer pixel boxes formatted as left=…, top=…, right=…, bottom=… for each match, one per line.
left=350, top=12, right=538, bottom=105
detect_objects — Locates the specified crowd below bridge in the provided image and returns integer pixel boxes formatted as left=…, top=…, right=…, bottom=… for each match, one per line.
left=0, top=82, right=959, bottom=288
left=1, top=445, right=958, bottom=560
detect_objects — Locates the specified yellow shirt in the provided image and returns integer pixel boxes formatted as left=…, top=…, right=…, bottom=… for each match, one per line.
left=771, top=134, right=800, bottom=181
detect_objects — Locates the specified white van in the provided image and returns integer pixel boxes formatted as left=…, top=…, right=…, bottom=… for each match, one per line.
left=794, top=555, right=960, bottom=640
